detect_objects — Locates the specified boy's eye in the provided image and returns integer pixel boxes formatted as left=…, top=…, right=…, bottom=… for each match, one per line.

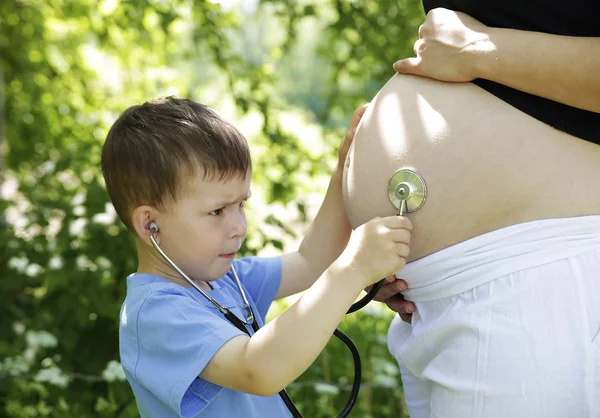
left=210, top=198, right=247, bottom=216
left=209, top=208, right=224, bottom=216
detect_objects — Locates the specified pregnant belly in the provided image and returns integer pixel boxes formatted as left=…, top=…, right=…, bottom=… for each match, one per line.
left=343, top=74, right=600, bottom=261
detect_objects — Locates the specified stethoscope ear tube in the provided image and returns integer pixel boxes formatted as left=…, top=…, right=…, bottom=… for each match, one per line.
left=224, top=311, right=251, bottom=334
left=149, top=231, right=230, bottom=314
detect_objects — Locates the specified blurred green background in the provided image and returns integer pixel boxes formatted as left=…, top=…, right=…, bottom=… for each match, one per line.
left=0, top=0, right=425, bottom=416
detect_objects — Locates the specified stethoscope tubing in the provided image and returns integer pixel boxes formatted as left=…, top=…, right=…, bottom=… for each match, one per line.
left=149, top=230, right=229, bottom=314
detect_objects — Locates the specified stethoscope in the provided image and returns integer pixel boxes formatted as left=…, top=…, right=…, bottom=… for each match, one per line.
left=149, top=168, right=426, bottom=418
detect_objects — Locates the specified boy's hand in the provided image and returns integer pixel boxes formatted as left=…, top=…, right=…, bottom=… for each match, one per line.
left=337, top=104, right=369, bottom=172
left=337, top=216, right=412, bottom=288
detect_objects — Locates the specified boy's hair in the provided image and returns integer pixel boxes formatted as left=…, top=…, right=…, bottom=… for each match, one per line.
left=101, top=97, right=251, bottom=231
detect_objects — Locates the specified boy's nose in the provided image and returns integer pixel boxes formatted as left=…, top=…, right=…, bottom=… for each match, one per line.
left=229, top=212, right=247, bottom=239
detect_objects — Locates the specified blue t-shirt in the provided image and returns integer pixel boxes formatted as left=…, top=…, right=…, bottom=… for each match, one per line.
left=119, top=256, right=291, bottom=417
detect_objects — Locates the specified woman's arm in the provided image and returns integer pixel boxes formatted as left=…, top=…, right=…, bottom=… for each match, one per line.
left=394, top=8, right=600, bottom=113
left=478, top=29, right=600, bottom=113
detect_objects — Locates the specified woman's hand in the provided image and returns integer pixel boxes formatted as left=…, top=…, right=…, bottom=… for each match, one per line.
left=368, top=275, right=415, bottom=323
left=393, top=8, right=493, bottom=82
left=337, top=103, right=369, bottom=173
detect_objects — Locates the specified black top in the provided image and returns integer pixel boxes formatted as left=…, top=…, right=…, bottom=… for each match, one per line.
left=422, top=0, right=600, bottom=144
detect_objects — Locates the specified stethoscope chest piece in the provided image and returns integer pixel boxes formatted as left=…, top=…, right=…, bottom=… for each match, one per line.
left=387, top=168, right=427, bottom=214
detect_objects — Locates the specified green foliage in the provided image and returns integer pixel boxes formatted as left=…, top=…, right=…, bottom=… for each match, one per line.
left=1, top=0, right=423, bottom=416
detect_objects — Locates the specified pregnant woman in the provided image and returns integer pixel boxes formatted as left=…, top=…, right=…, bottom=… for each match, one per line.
left=343, top=3, right=600, bottom=418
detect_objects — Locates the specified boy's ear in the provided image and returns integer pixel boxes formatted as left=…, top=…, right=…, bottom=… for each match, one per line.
left=131, top=205, right=158, bottom=246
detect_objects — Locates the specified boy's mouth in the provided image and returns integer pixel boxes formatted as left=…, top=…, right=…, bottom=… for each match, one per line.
left=219, top=252, right=236, bottom=259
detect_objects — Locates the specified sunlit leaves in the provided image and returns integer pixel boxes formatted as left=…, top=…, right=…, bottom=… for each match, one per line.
left=1, top=0, right=422, bottom=416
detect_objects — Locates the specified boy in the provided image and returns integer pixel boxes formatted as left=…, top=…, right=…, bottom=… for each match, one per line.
left=101, top=97, right=412, bottom=417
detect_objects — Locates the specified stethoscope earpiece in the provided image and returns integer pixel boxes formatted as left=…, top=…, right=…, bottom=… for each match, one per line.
left=149, top=221, right=159, bottom=233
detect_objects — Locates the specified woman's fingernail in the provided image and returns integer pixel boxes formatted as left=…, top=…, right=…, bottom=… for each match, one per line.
left=406, top=306, right=414, bottom=313
left=397, top=284, right=407, bottom=291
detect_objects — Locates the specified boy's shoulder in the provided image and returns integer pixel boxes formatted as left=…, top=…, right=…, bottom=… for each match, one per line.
left=120, top=272, right=232, bottom=336
left=123, top=272, right=191, bottom=304
left=120, top=256, right=282, bottom=330
left=226, top=255, right=283, bottom=320
left=119, top=272, right=248, bottom=363
left=228, top=255, right=282, bottom=282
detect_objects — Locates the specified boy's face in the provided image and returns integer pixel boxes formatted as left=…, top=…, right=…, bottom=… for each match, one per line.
left=155, top=169, right=251, bottom=283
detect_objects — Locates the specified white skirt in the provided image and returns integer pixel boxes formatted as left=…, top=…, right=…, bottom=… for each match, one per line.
left=388, top=216, right=600, bottom=418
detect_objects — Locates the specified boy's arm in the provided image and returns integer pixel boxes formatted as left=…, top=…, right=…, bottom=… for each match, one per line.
left=200, top=215, right=412, bottom=396
left=276, top=105, right=368, bottom=299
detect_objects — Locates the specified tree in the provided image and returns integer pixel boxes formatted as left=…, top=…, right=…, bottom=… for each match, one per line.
left=0, top=1, right=423, bottom=416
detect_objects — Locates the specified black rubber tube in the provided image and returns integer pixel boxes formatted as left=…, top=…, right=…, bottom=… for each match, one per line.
left=347, top=279, right=385, bottom=314
left=275, top=328, right=362, bottom=418
left=234, top=278, right=386, bottom=417
left=272, top=279, right=384, bottom=417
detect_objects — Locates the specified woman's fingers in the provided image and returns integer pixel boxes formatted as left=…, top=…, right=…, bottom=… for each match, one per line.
left=349, top=103, right=369, bottom=129
left=385, top=293, right=415, bottom=322
left=399, top=312, right=413, bottom=323
left=370, top=276, right=408, bottom=302
left=368, top=276, right=415, bottom=324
